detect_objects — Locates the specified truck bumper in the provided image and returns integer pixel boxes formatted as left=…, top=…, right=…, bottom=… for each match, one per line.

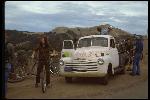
left=60, top=71, right=107, bottom=77
left=59, top=62, right=108, bottom=77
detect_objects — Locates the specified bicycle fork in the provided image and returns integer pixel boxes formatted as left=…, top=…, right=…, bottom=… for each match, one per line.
left=41, top=66, right=47, bottom=93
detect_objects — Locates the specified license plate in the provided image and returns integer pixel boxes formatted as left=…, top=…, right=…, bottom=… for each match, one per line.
left=64, top=67, right=72, bottom=72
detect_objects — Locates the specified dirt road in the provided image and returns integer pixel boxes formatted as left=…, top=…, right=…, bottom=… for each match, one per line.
left=6, top=61, right=148, bottom=99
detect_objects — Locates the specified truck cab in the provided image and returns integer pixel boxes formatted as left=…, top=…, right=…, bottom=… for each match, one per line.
left=59, top=35, right=125, bottom=84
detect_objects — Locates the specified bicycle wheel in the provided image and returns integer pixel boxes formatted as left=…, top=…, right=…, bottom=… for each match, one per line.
left=50, top=62, right=59, bottom=76
left=8, top=75, right=25, bottom=83
left=8, top=65, right=26, bottom=83
left=41, top=67, right=47, bottom=93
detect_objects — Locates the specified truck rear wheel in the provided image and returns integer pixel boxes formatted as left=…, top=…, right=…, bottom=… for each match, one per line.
left=65, top=77, right=72, bottom=83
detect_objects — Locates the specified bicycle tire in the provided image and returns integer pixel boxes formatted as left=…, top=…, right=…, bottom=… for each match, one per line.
left=41, top=66, right=47, bottom=93
left=41, top=78, right=46, bottom=93
left=8, top=66, right=27, bottom=83
left=8, top=77, right=25, bottom=83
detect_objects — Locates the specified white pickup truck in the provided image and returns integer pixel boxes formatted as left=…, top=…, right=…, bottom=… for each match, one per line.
left=59, top=35, right=125, bottom=85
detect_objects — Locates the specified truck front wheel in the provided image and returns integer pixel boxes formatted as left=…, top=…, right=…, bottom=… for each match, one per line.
left=65, top=77, right=72, bottom=83
left=101, top=64, right=112, bottom=85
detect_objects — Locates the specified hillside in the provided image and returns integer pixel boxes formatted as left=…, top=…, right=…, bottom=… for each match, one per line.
left=51, top=24, right=131, bottom=39
left=5, top=24, right=137, bottom=52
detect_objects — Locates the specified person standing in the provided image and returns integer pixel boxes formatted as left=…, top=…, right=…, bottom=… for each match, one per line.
left=130, top=36, right=143, bottom=76
left=5, top=32, right=15, bottom=95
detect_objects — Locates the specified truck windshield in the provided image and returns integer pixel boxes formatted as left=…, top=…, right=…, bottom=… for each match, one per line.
left=78, top=37, right=108, bottom=48
left=92, top=37, right=108, bottom=47
left=78, top=38, right=91, bottom=48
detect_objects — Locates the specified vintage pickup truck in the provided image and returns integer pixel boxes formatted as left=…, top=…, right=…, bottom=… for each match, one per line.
left=59, top=35, right=126, bottom=85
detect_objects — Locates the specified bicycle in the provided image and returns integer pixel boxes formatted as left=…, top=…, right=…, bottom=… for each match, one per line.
left=41, top=59, right=58, bottom=93
left=29, top=58, right=48, bottom=93
left=8, top=54, right=27, bottom=83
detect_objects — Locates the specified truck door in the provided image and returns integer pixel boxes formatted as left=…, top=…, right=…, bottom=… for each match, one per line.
left=62, top=40, right=75, bottom=58
left=110, top=39, right=119, bottom=68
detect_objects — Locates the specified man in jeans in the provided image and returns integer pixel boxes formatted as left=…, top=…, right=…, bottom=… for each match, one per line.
left=130, top=36, right=143, bottom=76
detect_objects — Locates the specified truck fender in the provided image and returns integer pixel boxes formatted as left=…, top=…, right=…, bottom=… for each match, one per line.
left=102, top=56, right=114, bottom=74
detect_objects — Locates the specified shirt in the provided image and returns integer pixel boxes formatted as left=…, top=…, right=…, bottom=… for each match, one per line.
left=135, top=40, right=143, bottom=54
left=35, top=45, right=52, bottom=62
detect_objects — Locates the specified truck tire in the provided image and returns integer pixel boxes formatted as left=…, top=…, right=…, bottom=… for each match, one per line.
left=101, top=64, right=112, bottom=85
left=107, top=64, right=113, bottom=77
left=65, top=77, right=72, bottom=83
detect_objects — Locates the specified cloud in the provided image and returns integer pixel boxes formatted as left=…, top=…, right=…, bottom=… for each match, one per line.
left=5, top=1, right=64, bottom=14
left=5, top=1, right=148, bottom=35
left=109, top=17, right=128, bottom=23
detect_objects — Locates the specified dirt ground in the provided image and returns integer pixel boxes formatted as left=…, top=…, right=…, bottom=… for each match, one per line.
left=6, top=39, right=148, bottom=99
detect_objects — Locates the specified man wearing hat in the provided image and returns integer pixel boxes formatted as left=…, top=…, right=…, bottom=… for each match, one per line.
left=130, top=35, right=143, bottom=76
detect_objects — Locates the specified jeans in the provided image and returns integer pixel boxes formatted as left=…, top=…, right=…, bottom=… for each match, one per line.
left=132, top=53, right=142, bottom=75
left=36, top=61, right=50, bottom=85
left=5, top=63, right=11, bottom=95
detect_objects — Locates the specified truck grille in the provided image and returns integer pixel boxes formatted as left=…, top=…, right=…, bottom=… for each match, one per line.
left=65, top=61, right=98, bottom=72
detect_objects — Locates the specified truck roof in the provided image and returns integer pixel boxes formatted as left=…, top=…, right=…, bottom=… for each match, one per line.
left=79, top=35, right=114, bottom=40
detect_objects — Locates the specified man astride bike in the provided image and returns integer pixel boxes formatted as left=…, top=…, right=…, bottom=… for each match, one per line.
left=31, top=35, right=52, bottom=88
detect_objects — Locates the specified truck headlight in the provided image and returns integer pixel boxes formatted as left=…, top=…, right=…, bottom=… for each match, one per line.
left=59, top=60, right=64, bottom=66
left=97, top=58, right=104, bottom=65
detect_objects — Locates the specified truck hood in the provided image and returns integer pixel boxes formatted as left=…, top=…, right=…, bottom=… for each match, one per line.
left=73, top=46, right=109, bottom=60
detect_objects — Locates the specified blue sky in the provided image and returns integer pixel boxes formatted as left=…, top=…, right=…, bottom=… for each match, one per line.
left=5, top=1, right=148, bottom=35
